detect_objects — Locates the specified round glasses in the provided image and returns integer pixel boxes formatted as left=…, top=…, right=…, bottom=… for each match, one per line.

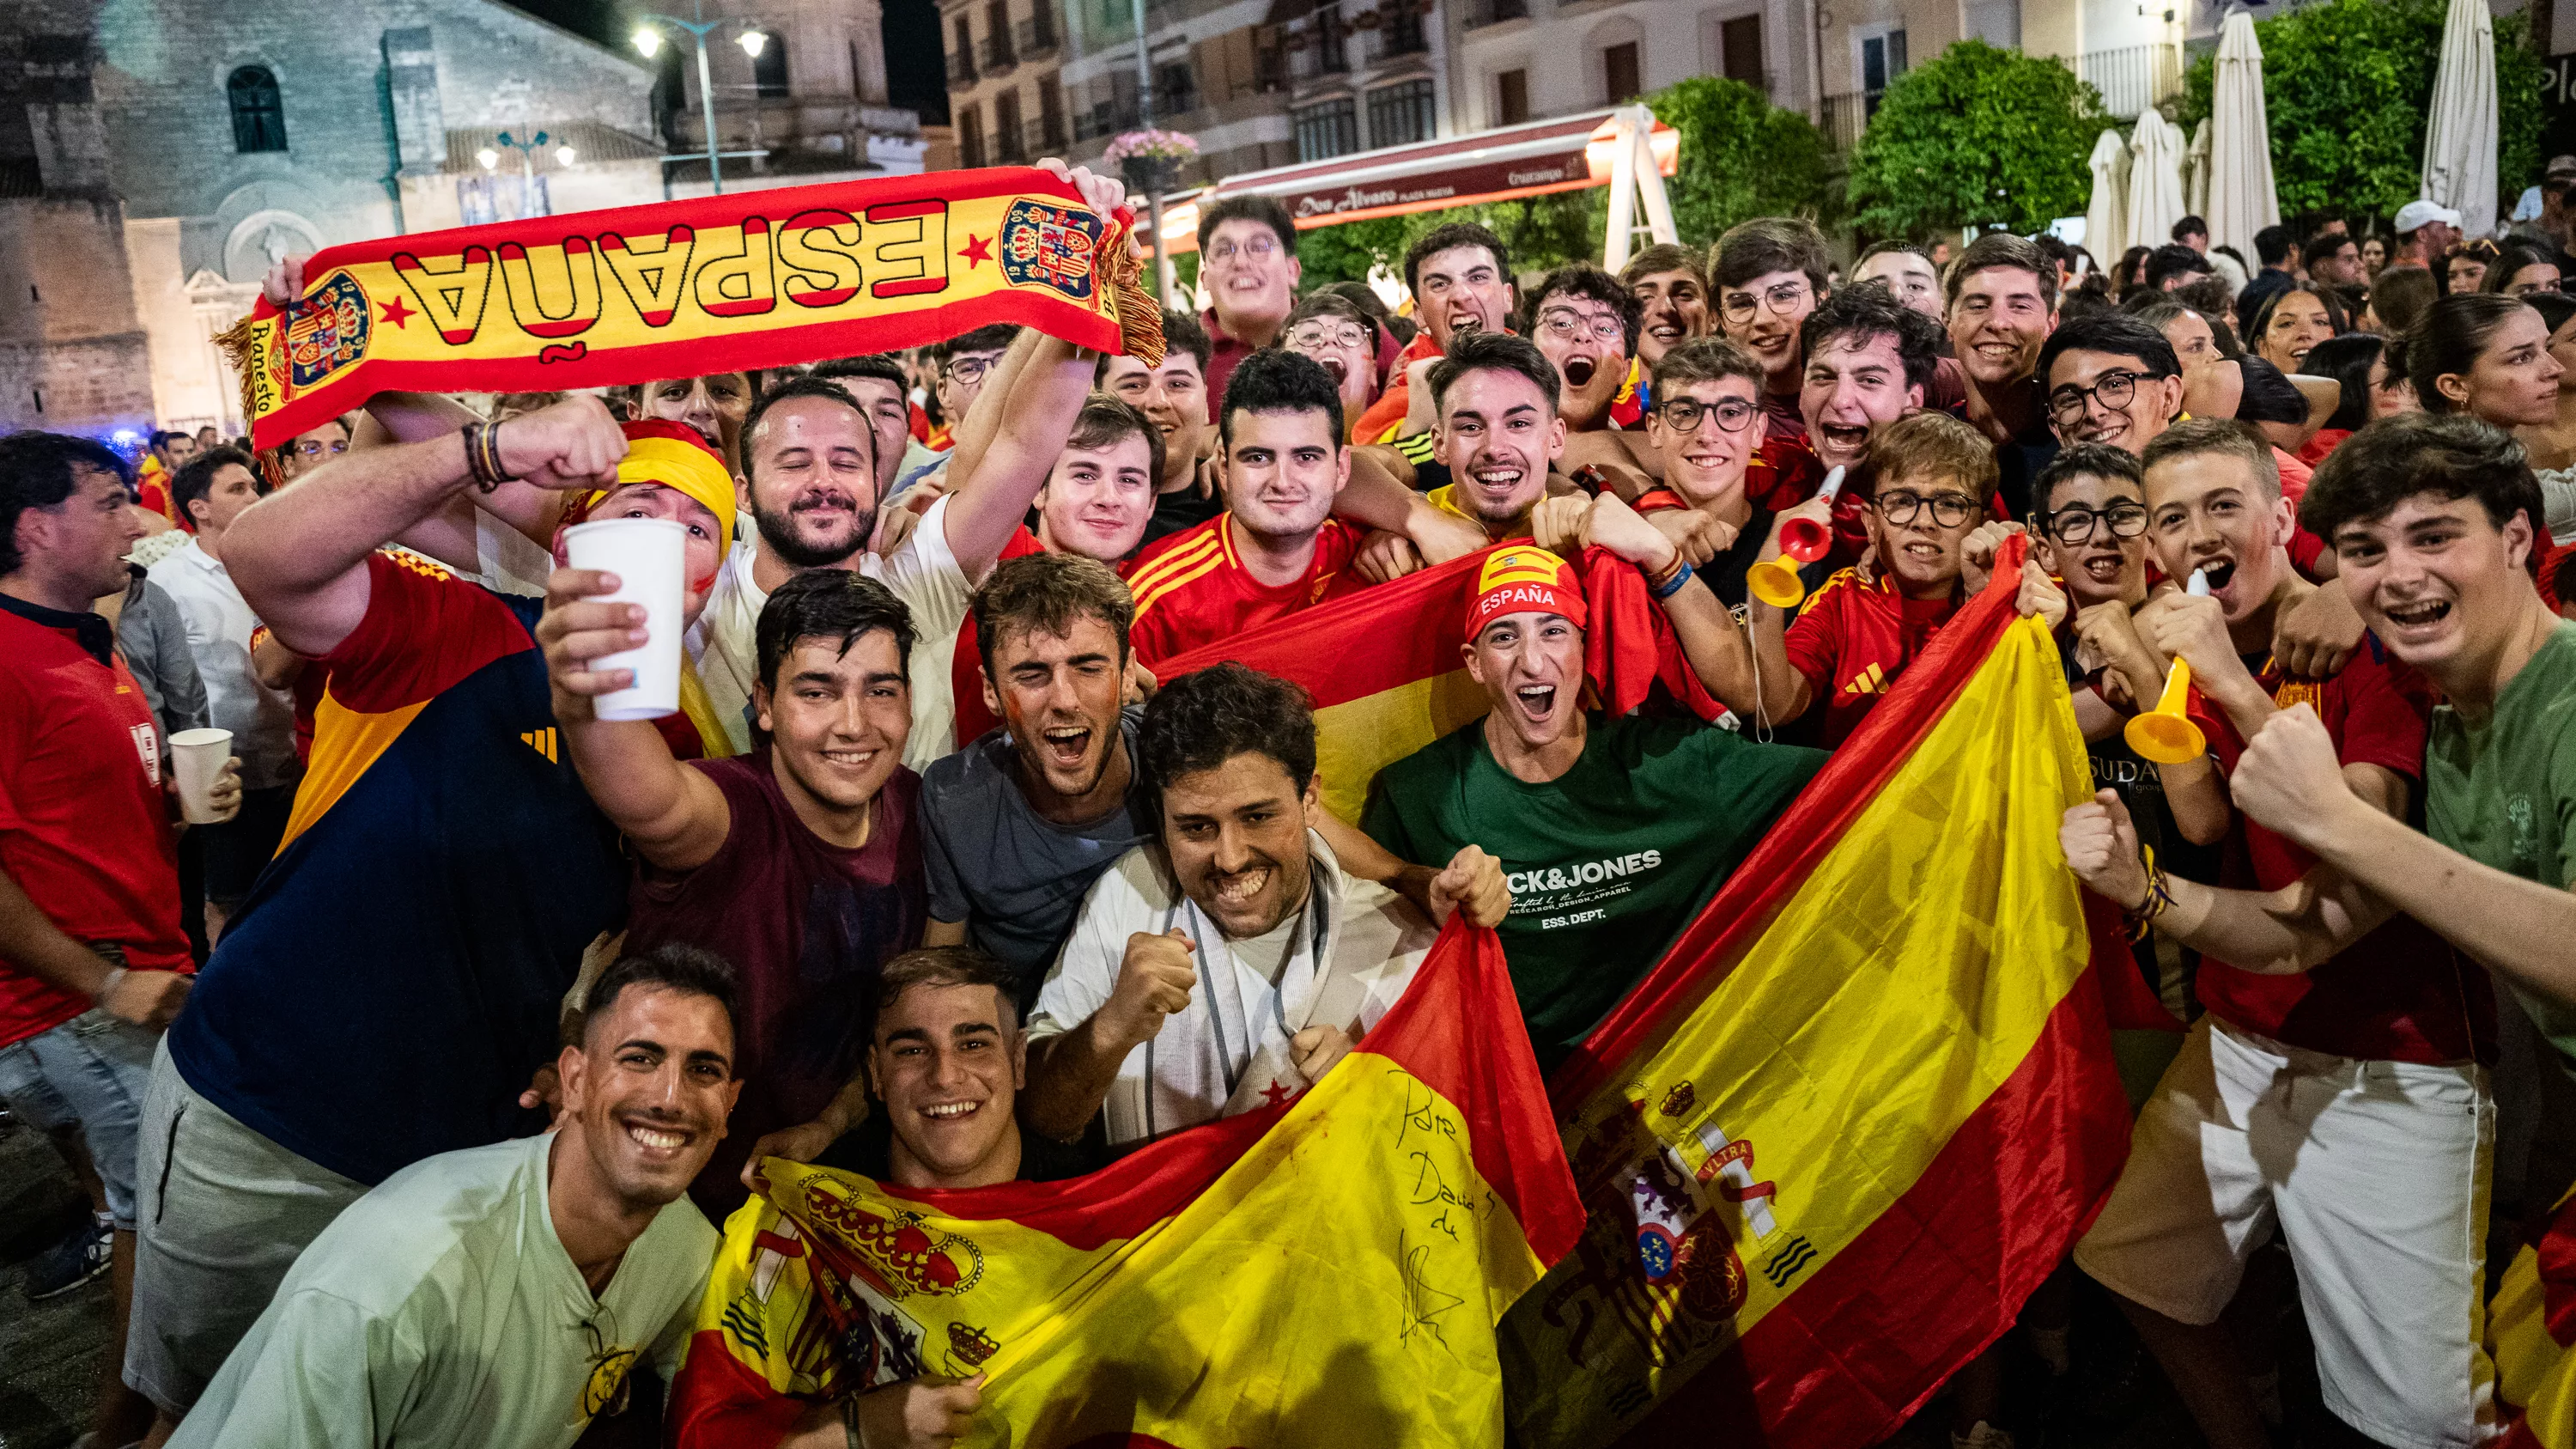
left=1539, top=307, right=1626, bottom=344
left=1873, top=490, right=1977, bottom=527
left=2047, top=370, right=2144, bottom=427
left=2041, top=501, right=2148, bottom=545
left=1656, top=397, right=1756, bottom=435
left=1288, top=323, right=1369, bottom=351
left=1718, top=282, right=1811, bottom=325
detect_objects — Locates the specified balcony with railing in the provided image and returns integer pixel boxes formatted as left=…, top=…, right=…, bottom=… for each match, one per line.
left=2075, top=43, right=2181, bottom=120
left=961, top=131, right=986, bottom=168
left=1285, top=7, right=1349, bottom=81
left=1028, top=115, right=1067, bottom=155
left=1361, top=3, right=1428, bottom=64
left=979, top=31, right=1018, bottom=76
left=995, top=119, right=1028, bottom=162
left=1820, top=90, right=1877, bottom=154
left=1015, top=15, right=1058, bottom=58
left=947, top=48, right=976, bottom=85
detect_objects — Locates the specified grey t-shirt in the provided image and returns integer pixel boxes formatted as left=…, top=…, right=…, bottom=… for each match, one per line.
left=920, top=705, right=1151, bottom=1002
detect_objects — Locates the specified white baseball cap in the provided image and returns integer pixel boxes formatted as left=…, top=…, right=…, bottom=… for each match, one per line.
left=2395, top=199, right=2464, bottom=234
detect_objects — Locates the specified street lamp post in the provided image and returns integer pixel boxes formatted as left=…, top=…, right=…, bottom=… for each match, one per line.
left=632, top=0, right=769, bottom=197
left=477, top=130, right=578, bottom=218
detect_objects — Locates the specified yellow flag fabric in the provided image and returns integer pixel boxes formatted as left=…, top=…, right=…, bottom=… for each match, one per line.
left=219, top=167, right=1159, bottom=448
left=2495, top=1186, right=2576, bottom=1446
left=665, top=923, right=1584, bottom=1446
left=1504, top=609, right=2136, bottom=1446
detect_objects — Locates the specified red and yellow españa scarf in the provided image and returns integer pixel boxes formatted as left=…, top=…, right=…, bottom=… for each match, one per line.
left=221, top=167, right=1162, bottom=449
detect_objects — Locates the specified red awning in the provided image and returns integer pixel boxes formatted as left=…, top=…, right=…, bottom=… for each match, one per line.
left=1155, top=109, right=1678, bottom=253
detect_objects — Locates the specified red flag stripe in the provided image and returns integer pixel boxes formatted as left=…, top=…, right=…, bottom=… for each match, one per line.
left=1606, top=977, right=2132, bottom=1446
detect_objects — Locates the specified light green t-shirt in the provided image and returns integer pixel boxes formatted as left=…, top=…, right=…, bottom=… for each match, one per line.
left=2426, top=618, right=2576, bottom=1068
left=171, top=1130, right=717, bottom=1449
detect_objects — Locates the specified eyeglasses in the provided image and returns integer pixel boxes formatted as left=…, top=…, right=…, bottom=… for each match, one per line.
left=943, top=354, right=999, bottom=383
left=291, top=436, right=349, bottom=460
left=1655, top=397, right=1756, bottom=435
left=1207, top=235, right=1280, bottom=265
left=2040, top=501, right=2148, bottom=545
left=1287, top=322, right=1369, bottom=351
left=1872, top=490, right=1978, bottom=527
left=2047, top=369, right=2146, bottom=427
left=1718, top=282, right=1811, bottom=325
left=1539, top=307, right=1626, bottom=344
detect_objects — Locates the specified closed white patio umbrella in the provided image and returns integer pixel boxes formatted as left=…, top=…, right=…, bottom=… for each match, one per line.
left=2087, top=129, right=2133, bottom=260
left=2128, top=109, right=2187, bottom=257
left=2207, top=9, right=2281, bottom=260
left=2184, top=119, right=2213, bottom=222
left=2421, top=0, right=2500, bottom=238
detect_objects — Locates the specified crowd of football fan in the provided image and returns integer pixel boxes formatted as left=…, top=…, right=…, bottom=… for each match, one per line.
left=9, top=154, right=2576, bottom=1449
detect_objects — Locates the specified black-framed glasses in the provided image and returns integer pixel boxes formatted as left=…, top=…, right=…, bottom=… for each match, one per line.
left=1873, top=490, right=1977, bottom=527
left=1656, top=397, right=1756, bottom=435
left=2048, top=370, right=2144, bottom=427
left=1718, top=281, right=1811, bottom=325
left=943, top=354, right=999, bottom=383
left=2041, top=501, right=2148, bottom=545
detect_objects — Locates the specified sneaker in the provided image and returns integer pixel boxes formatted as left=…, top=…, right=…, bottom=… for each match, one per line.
left=25, top=1215, right=112, bottom=1300
left=1951, top=1422, right=2015, bottom=1449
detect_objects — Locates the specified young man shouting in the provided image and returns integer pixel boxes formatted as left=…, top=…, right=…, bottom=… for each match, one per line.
left=1024, top=663, right=1503, bottom=1150
left=1354, top=222, right=1516, bottom=445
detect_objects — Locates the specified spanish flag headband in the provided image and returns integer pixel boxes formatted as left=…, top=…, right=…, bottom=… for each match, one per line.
left=560, top=419, right=738, bottom=557
left=1465, top=546, right=1588, bottom=640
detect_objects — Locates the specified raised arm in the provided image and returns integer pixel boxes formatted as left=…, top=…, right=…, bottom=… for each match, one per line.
left=536, top=566, right=732, bottom=871
left=2228, top=703, right=2576, bottom=1004
left=1023, top=929, right=1194, bottom=1142
left=935, top=161, right=1129, bottom=579
left=224, top=398, right=624, bottom=657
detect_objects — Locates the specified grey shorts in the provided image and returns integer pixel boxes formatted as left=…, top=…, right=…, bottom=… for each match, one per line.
left=0, top=1008, right=158, bottom=1227
left=125, top=1038, right=367, bottom=1416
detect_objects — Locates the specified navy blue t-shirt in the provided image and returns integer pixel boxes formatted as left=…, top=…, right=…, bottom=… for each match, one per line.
left=167, top=551, right=625, bottom=1185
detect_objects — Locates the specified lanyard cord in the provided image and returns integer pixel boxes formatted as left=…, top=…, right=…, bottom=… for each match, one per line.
left=1141, top=867, right=1334, bottom=1141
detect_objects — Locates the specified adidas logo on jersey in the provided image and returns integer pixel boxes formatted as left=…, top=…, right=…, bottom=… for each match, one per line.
left=1840, top=662, right=1888, bottom=696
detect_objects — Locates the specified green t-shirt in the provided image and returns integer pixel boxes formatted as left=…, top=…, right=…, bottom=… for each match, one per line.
left=1363, top=712, right=1826, bottom=1067
left=2427, top=618, right=2576, bottom=1070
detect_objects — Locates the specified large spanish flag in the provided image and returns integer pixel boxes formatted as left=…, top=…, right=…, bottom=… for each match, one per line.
left=1161, top=538, right=2142, bottom=1444
left=665, top=920, right=1583, bottom=1446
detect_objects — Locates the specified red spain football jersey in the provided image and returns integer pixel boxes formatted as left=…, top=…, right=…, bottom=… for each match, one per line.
left=1125, top=514, right=1367, bottom=667
left=1780, top=568, right=1962, bottom=749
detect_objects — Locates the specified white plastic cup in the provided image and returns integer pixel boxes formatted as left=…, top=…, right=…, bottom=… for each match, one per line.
left=169, top=728, right=234, bottom=825
left=562, top=516, right=687, bottom=721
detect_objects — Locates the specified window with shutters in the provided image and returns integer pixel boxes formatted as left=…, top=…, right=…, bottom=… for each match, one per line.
left=1292, top=97, right=1358, bottom=161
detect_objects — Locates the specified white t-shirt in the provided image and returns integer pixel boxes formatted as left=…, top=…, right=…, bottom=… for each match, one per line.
left=1030, top=830, right=1437, bottom=1150
left=683, top=493, right=971, bottom=768
left=147, top=538, right=300, bottom=790
left=170, top=1131, right=715, bottom=1449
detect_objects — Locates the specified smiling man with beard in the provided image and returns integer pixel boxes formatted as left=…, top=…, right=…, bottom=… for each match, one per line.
left=539, top=569, right=925, bottom=1217
left=168, top=946, right=743, bottom=1449
left=1025, top=663, right=1501, bottom=1149
left=687, top=161, right=1127, bottom=766
left=1362, top=547, right=1823, bottom=1068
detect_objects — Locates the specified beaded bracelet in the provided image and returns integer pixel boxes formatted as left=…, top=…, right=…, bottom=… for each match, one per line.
left=2123, top=843, right=2175, bottom=942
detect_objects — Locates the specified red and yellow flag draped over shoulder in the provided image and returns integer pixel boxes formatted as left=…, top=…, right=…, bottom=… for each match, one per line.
left=220, top=167, right=1161, bottom=449
left=667, top=922, right=1583, bottom=1446
left=1156, top=539, right=2143, bottom=1446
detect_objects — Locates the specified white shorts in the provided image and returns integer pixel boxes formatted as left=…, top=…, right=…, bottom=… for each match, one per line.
left=2073, top=1015, right=2499, bottom=1449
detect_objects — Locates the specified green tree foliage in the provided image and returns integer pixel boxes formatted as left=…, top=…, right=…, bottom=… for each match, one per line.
left=1846, top=40, right=2111, bottom=238
left=2177, top=0, right=2549, bottom=224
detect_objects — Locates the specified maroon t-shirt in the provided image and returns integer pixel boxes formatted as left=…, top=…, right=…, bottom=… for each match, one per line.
left=625, top=752, right=926, bottom=1216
